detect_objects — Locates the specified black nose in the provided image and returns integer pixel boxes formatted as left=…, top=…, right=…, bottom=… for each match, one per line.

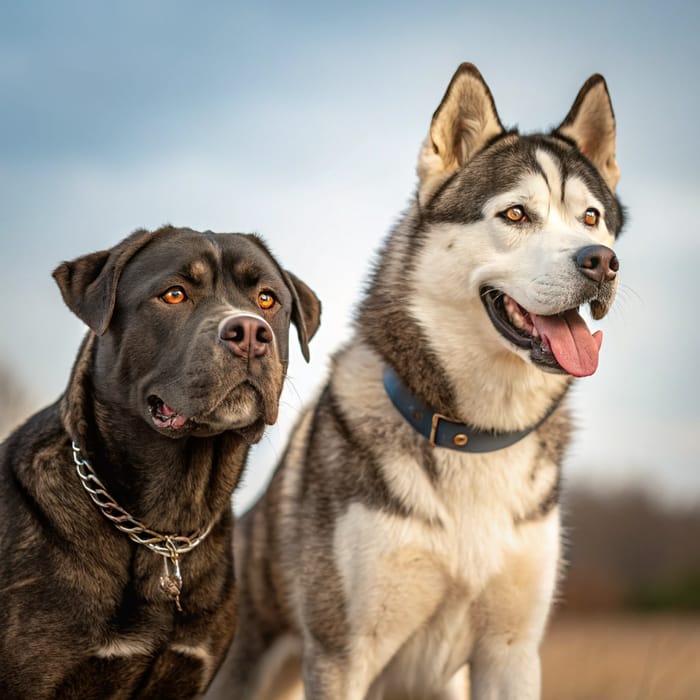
left=575, top=245, right=619, bottom=284
left=219, top=314, right=273, bottom=358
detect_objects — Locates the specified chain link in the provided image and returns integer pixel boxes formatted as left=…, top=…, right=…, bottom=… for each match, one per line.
left=71, top=442, right=213, bottom=560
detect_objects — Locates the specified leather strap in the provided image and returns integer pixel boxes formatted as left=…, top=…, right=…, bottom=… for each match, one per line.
left=383, top=366, right=561, bottom=453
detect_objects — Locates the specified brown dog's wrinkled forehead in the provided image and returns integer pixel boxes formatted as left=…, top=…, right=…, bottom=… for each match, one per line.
left=117, top=228, right=293, bottom=303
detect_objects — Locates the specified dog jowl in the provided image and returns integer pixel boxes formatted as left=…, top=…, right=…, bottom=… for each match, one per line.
left=0, top=226, right=320, bottom=699
left=207, top=64, right=624, bottom=700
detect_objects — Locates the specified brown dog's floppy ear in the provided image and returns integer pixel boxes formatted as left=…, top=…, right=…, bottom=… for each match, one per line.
left=417, top=62, right=505, bottom=203
left=283, top=270, right=321, bottom=363
left=243, top=234, right=321, bottom=362
left=555, top=74, right=620, bottom=192
left=52, top=228, right=157, bottom=335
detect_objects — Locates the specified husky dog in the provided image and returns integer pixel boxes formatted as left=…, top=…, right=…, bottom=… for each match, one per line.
left=208, top=64, right=624, bottom=699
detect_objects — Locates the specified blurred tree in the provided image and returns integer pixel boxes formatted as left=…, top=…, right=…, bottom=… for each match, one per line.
left=561, top=487, right=700, bottom=612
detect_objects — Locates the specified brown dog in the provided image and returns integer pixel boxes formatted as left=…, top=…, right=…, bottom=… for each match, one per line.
left=0, top=226, right=320, bottom=698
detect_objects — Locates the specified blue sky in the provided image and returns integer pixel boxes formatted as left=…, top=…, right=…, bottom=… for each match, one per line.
left=1, top=1, right=699, bottom=509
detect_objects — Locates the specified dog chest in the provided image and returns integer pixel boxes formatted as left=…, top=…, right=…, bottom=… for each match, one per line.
left=327, top=438, right=561, bottom=691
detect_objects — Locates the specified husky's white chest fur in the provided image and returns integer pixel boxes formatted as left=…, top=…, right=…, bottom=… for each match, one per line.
left=329, top=344, right=562, bottom=697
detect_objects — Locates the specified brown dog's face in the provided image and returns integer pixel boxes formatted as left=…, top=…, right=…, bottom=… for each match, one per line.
left=54, top=227, right=320, bottom=440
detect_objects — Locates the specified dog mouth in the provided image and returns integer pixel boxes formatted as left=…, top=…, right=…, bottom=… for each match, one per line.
left=146, top=380, right=272, bottom=437
left=147, top=395, right=194, bottom=432
left=480, top=287, right=603, bottom=377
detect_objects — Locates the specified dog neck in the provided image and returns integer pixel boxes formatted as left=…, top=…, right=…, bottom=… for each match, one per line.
left=358, top=203, right=573, bottom=431
left=357, top=208, right=457, bottom=418
left=60, top=333, right=250, bottom=534
left=383, top=365, right=564, bottom=452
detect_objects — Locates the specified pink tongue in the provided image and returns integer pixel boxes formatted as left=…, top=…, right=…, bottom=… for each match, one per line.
left=158, top=402, right=188, bottom=429
left=170, top=414, right=188, bottom=429
left=531, top=309, right=603, bottom=377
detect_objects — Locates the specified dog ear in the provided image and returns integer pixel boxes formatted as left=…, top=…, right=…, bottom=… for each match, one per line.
left=417, top=62, right=504, bottom=203
left=53, top=228, right=157, bottom=335
left=555, top=74, right=620, bottom=192
left=283, top=270, right=321, bottom=363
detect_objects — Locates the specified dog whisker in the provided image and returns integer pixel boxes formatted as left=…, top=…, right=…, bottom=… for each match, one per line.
left=282, top=375, right=306, bottom=409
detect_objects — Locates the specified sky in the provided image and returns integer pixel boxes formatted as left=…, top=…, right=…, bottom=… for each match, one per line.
left=1, top=1, right=699, bottom=511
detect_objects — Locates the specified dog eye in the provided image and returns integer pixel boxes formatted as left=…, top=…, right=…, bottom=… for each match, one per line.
left=257, top=291, right=276, bottom=310
left=583, top=208, right=600, bottom=226
left=502, top=206, right=527, bottom=223
left=161, top=286, right=187, bottom=305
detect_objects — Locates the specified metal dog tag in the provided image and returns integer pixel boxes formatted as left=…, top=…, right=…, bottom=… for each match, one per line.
left=159, top=554, right=183, bottom=612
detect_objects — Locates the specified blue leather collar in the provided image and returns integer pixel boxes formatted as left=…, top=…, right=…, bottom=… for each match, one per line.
left=383, top=366, right=561, bottom=453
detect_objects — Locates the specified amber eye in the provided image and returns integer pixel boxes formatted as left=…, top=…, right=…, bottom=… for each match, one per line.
left=161, top=286, right=187, bottom=305
left=583, top=208, right=600, bottom=226
left=257, top=291, right=275, bottom=310
left=503, top=206, right=527, bottom=223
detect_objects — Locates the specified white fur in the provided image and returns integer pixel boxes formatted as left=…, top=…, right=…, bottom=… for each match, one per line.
left=94, top=637, right=156, bottom=659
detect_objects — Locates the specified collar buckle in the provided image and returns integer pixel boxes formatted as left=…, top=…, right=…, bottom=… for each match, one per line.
left=430, top=412, right=466, bottom=447
left=430, top=412, right=470, bottom=448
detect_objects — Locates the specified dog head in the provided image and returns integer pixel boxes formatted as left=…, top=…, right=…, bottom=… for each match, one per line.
left=53, top=226, right=320, bottom=439
left=414, top=63, right=624, bottom=378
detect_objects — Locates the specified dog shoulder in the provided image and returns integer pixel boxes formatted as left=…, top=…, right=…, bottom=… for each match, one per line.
left=1, top=400, right=66, bottom=511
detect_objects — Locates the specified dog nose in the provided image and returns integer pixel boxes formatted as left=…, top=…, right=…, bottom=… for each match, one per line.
left=219, top=314, right=273, bottom=358
left=575, top=245, right=619, bottom=284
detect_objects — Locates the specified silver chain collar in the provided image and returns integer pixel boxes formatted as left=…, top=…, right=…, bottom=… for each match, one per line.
left=72, top=441, right=213, bottom=611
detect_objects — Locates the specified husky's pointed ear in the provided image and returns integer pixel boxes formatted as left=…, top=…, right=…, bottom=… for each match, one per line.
left=283, top=270, right=321, bottom=363
left=556, top=74, right=619, bottom=192
left=417, top=63, right=504, bottom=203
left=52, top=228, right=158, bottom=335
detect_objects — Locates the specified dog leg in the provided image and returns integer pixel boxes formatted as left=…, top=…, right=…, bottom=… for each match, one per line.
left=249, top=637, right=303, bottom=700
left=423, top=665, right=469, bottom=700
left=205, top=629, right=301, bottom=700
left=304, top=659, right=368, bottom=700
left=302, top=650, right=371, bottom=700
left=468, top=514, right=559, bottom=700
left=469, top=644, right=540, bottom=700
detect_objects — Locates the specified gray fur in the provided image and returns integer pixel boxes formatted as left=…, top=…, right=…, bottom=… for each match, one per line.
left=208, top=63, right=624, bottom=700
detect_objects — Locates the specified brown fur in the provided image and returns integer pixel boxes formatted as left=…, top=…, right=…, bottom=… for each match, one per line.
left=0, top=226, right=320, bottom=698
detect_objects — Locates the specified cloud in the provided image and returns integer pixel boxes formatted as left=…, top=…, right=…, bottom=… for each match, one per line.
left=1, top=2, right=699, bottom=505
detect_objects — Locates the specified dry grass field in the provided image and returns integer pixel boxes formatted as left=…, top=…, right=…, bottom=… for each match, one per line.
left=541, top=614, right=700, bottom=700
